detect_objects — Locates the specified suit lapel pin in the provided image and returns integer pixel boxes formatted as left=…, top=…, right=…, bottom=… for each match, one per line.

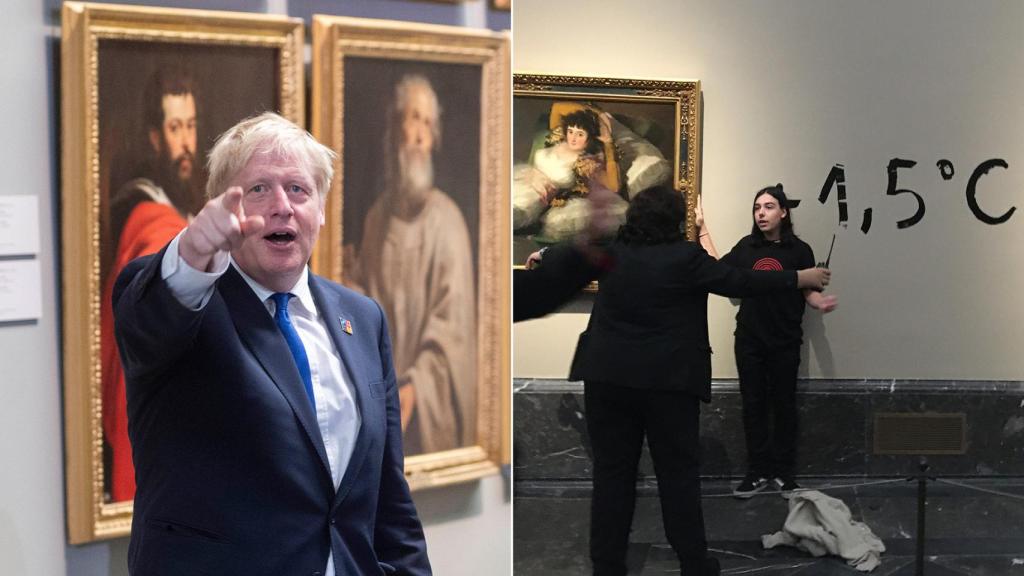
left=340, top=318, right=353, bottom=335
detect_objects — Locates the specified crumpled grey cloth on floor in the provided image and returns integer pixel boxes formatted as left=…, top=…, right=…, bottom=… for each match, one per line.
left=762, top=489, right=886, bottom=572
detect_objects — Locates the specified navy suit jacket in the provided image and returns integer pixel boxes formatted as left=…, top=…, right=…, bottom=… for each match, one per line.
left=114, top=249, right=431, bottom=576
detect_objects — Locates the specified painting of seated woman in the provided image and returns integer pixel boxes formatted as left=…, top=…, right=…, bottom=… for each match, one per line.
left=512, top=84, right=694, bottom=264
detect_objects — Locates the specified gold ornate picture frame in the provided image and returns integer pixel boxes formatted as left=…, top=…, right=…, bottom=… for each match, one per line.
left=60, top=2, right=304, bottom=544
left=512, top=73, right=701, bottom=267
left=311, top=16, right=510, bottom=490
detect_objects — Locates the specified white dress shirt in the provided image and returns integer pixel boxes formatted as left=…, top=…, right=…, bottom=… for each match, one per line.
left=161, top=232, right=360, bottom=576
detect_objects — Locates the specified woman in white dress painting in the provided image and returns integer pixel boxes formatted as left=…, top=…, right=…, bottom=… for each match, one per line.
left=513, top=102, right=628, bottom=242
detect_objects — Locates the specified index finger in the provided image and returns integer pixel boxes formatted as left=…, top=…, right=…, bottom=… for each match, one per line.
left=220, top=187, right=244, bottom=217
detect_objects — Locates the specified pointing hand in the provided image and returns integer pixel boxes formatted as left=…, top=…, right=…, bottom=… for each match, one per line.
left=179, top=187, right=265, bottom=272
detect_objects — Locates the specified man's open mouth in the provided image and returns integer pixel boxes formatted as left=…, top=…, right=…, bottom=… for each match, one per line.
left=266, top=232, right=296, bottom=244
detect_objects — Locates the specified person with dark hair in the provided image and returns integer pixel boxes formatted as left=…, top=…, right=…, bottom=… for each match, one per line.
left=559, top=108, right=603, bottom=155
left=566, top=184, right=832, bottom=576
left=136, top=64, right=201, bottom=214
left=100, top=64, right=199, bottom=502
left=109, top=63, right=201, bottom=229
left=512, top=101, right=626, bottom=239
left=709, top=184, right=838, bottom=499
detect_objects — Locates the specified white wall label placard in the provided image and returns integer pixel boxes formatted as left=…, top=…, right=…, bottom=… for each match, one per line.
left=0, top=196, right=40, bottom=256
left=0, top=259, right=42, bottom=322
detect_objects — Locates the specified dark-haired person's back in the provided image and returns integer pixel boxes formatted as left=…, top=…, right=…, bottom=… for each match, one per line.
left=579, top=238, right=796, bottom=399
left=569, top=185, right=830, bottom=576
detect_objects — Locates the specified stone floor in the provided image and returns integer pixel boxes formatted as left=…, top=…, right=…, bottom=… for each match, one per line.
left=514, top=539, right=1024, bottom=575
left=514, top=478, right=1024, bottom=575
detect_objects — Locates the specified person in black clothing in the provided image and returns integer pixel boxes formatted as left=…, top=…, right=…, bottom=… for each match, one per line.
left=513, top=243, right=610, bottom=322
left=514, top=183, right=619, bottom=322
left=561, top=185, right=831, bottom=576
left=711, top=184, right=838, bottom=499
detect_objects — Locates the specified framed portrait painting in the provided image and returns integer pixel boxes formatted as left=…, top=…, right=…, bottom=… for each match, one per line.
left=60, top=2, right=303, bottom=543
left=512, top=73, right=701, bottom=266
left=312, top=16, right=510, bottom=489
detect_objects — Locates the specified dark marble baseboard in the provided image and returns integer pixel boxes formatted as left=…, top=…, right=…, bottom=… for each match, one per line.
left=514, top=378, right=1024, bottom=481
left=514, top=539, right=1024, bottom=576
left=514, top=477, right=1024, bottom=575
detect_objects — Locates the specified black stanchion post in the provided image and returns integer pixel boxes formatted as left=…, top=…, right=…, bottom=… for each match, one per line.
left=915, top=458, right=928, bottom=576
left=875, top=413, right=966, bottom=575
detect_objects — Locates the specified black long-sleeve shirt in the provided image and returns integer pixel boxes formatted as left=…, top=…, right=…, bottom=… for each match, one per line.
left=720, top=234, right=815, bottom=349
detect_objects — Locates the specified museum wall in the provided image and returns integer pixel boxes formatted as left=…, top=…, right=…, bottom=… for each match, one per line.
left=0, top=1, right=510, bottom=575
left=513, top=0, right=1024, bottom=381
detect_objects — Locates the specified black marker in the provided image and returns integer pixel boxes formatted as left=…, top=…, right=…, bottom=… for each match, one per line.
left=824, top=233, right=836, bottom=268
left=816, top=234, right=836, bottom=269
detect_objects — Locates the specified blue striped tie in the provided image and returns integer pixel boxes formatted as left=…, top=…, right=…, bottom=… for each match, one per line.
left=270, top=292, right=316, bottom=414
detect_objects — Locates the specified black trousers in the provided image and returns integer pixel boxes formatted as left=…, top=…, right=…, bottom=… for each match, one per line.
left=734, top=339, right=801, bottom=479
left=584, top=381, right=707, bottom=576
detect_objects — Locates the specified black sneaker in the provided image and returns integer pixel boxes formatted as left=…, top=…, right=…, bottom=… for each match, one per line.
left=732, top=474, right=769, bottom=499
left=774, top=476, right=802, bottom=499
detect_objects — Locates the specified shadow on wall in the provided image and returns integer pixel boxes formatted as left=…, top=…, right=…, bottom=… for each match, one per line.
left=413, top=477, right=510, bottom=525
left=801, top=311, right=835, bottom=379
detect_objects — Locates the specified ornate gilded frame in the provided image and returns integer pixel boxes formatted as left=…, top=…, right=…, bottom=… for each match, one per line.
left=512, top=73, right=701, bottom=266
left=60, top=2, right=303, bottom=544
left=311, top=16, right=510, bottom=490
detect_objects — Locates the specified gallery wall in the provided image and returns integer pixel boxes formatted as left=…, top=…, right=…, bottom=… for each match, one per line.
left=0, top=1, right=510, bottom=575
left=513, top=0, right=1024, bottom=381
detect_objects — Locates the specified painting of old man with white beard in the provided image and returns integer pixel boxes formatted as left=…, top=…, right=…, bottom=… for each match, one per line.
left=346, top=73, right=477, bottom=455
